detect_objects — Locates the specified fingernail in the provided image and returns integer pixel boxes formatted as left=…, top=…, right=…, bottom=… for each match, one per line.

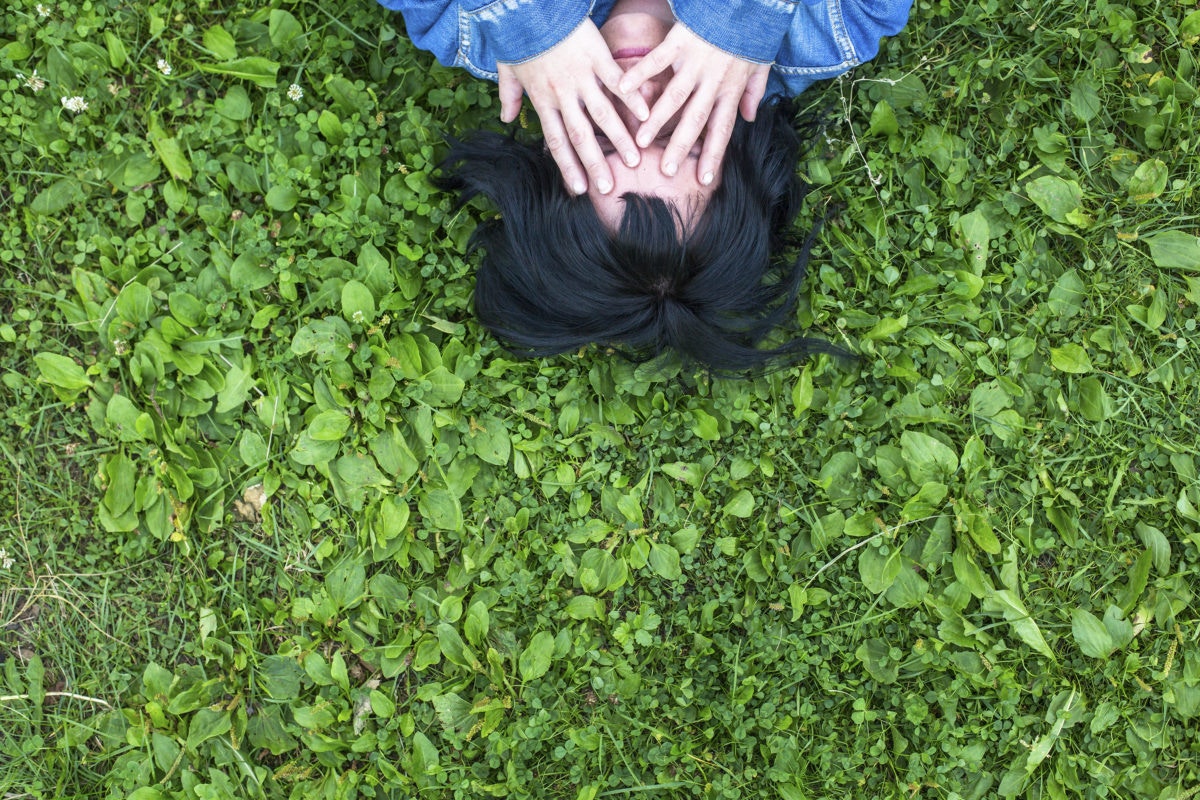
left=663, top=162, right=677, bottom=177
left=619, top=80, right=631, bottom=94
left=637, top=134, right=650, bottom=148
left=702, top=171, right=714, bottom=185
left=624, top=151, right=639, bottom=167
left=636, top=106, right=649, bottom=121
left=598, top=178, right=613, bottom=194
left=572, top=179, right=586, bottom=195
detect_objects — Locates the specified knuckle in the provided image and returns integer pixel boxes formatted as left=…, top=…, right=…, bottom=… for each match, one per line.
left=544, top=132, right=567, bottom=151
left=688, top=106, right=711, bottom=127
left=711, top=116, right=735, bottom=140
left=567, top=126, right=590, bottom=148
left=667, top=85, right=691, bottom=107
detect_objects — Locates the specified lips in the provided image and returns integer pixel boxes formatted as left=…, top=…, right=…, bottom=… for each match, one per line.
left=612, top=47, right=652, bottom=60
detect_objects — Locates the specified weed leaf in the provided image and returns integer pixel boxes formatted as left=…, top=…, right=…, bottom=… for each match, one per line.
left=1072, top=609, right=1115, bottom=658
left=185, top=708, right=231, bottom=751
left=518, top=631, right=555, bottom=681
left=982, top=590, right=1055, bottom=660
left=900, top=431, right=958, bottom=484
left=1145, top=230, right=1200, bottom=271
left=1050, top=344, right=1092, bottom=374
left=202, top=25, right=237, bottom=60
left=1025, top=176, right=1083, bottom=223
left=34, top=353, right=91, bottom=397
left=196, top=56, right=279, bottom=87
left=30, top=178, right=87, bottom=215
left=1126, top=159, right=1167, bottom=203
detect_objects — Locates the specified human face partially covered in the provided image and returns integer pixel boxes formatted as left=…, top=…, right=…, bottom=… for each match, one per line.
left=588, top=2, right=719, bottom=230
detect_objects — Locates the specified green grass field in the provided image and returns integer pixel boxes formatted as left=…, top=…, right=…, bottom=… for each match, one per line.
left=2, top=0, right=1200, bottom=797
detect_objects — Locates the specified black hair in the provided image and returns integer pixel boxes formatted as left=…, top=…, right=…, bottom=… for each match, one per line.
left=436, top=98, right=837, bottom=374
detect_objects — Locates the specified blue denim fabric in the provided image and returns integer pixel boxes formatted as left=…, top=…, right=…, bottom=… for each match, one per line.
left=768, top=0, right=913, bottom=96
left=376, top=0, right=912, bottom=95
left=375, top=0, right=605, bottom=81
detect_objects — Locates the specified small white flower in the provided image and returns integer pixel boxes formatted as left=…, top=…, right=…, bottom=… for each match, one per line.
left=0, top=548, right=12, bottom=570
left=287, top=83, right=304, bottom=102
left=36, top=3, right=51, bottom=17
left=61, top=95, right=88, bottom=113
left=24, top=70, right=47, bottom=92
left=156, top=58, right=171, bottom=75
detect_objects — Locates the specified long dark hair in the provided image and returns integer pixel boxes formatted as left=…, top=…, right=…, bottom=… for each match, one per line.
left=436, top=98, right=835, bottom=374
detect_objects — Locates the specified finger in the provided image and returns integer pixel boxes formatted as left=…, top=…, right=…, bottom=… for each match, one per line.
left=659, top=78, right=720, bottom=178
left=617, top=37, right=679, bottom=95
left=560, top=101, right=615, bottom=193
left=581, top=89, right=640, bottom=168
left=636, top=70, right=698, bottom=149
left=539, top=111, right=589, bottom=195
left=696, top=92, right=741, bottom=186
left=739, top=65, right=771, bottom=121
left=618, top=82, right=650, bottom=123
left=594, top=55, right=650, bottom=123
left=497, top=65, right=525, bottom=124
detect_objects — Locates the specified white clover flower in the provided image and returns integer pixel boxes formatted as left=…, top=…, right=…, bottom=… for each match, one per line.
left=36, top=3, right=51, bottom=18
left=156, top=58, right=172, bottom=75
left=61, top=95, right=88, bottom=113
left=0, top=548, right=12, bottom=570
left=24, top=70, right=47, bottom=92
left=287, top=83, right=303, bottom=102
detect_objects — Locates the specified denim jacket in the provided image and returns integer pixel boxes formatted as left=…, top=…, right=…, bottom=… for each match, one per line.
left=376, top=0, right=912, bottom=97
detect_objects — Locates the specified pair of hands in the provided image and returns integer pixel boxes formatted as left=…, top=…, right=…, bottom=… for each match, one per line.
left=497, top=20, right=770, bottom=195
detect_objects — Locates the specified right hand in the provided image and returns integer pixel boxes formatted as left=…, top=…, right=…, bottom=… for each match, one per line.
left=618, top=24, right=770, bottom=186
left=497, top=21, right=650, bottom=195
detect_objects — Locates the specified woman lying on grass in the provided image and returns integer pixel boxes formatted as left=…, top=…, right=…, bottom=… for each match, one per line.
left=378, top=0, right=911, bottom=372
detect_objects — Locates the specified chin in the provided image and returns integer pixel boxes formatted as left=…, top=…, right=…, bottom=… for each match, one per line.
left=602, top=13, right=672, bottom=47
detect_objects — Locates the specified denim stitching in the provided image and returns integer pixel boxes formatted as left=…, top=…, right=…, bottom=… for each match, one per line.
left=462, top=0, right=593, bottom=76
left=826, top=0, right=856, bottom=63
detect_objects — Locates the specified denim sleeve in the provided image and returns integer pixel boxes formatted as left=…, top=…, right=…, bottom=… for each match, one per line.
left=840, top=0, right=912, bottom=58
left=376, top=0, right=462, bottom=69
left=375, top=0, right=592, bottom=82
left=671, top=0, right=799, bottom=64
left=767, top=0, right=913, bottom=97
left=467, top=0, right=592, bottom=65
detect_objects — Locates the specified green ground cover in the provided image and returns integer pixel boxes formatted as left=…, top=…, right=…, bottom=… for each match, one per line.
left=2, top=0, right=1200, bottom=797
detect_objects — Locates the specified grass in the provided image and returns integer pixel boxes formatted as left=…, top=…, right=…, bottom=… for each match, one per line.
left=2, top=0, right=1200, bottom=797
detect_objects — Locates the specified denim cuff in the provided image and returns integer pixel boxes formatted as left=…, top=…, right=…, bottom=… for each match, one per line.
left=671, top=0, right=798, bottom=64
left=469, top=0, right=594, bottom=65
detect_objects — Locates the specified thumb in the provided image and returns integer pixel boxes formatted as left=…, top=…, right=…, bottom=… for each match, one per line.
left=617, top=36, right=678, bottom=94
left=595, top=57, right=649, bottom=122
left=739, top=65, right=771, bottom=121
left=497, top=65, right=525, bottom=123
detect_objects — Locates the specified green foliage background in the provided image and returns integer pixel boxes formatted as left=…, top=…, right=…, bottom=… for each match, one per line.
left=2, top=0, right=1200, bottom=797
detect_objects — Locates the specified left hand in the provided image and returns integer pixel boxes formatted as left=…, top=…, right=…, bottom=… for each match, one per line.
left=497, top=21, right=650, bottom=195
left=618, top=25, right=770, bottom=185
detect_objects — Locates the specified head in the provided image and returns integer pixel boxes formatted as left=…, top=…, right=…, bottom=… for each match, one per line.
left=587, top=0, right=716, bottom=229
left=436, top=99, right=835, bottom=374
